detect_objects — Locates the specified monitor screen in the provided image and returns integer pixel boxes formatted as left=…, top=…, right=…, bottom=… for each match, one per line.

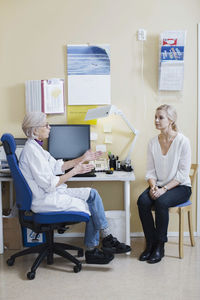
left=48, top=124, right=90, bottom=160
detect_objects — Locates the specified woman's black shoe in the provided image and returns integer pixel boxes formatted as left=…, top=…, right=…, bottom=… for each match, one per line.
left=139, top=242, right=155, bottom=261
left=147, top=242, right=165, bottom=264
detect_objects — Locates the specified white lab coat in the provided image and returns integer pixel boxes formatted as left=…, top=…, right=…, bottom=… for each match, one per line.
left=19, top=139, right=91, bottom=214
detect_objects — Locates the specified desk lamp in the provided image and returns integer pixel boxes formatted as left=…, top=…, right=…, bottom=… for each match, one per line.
left=85, top=105, right=139, bottom=171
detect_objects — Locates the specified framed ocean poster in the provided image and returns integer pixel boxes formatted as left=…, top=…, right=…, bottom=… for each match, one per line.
left=67, top=44, right=111, bottom=105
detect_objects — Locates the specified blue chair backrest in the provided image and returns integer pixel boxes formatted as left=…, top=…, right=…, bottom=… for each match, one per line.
left=1, top=134, right=32, bottom=211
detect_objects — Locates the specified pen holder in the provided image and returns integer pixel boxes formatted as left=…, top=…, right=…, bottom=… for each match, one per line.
left=109, top=158, right=116, bottom=170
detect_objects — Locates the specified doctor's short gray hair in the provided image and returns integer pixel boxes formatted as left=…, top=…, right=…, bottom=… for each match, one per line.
left=22, top=112, right=46, bottom=138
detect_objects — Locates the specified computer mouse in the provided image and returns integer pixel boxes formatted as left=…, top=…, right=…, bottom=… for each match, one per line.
left=106, top=170, right=113, bottom=174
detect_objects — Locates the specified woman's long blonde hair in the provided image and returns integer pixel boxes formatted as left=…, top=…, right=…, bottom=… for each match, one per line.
left=156, top=104, right=178, bottom=131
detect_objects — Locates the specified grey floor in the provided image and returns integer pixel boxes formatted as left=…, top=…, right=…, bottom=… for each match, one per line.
left=0, top=237, right=200, bottom=300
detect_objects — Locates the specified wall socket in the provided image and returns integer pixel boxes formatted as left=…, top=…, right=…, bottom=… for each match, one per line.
left=137, top=29, right=146, bottom=41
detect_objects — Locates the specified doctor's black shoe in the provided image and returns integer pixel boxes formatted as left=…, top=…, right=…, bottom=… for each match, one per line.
left=85, top=248, right=114, bottom=264
left=101, top=234, right=132, bottom=254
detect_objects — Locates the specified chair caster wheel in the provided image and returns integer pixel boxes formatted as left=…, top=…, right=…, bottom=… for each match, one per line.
left=74, top=264, right=82, bottom=273
left=78, top=249, right=84, bottom=257
left=27, top=271, right=35, bottom=280
left=57, top=229, right=65, bottom=234
left=7, top=258, right=15, bottom=266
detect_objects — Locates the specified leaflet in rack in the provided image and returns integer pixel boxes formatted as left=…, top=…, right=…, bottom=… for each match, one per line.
left=25, top=78, right=65, bottom=114
left=158, top=31, right=186, bottom=91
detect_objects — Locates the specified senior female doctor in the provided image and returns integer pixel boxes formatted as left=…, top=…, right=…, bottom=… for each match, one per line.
left=19, top=112, right=131, bottom=265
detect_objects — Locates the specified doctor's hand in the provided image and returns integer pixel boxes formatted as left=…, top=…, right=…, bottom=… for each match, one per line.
left=73, top=162, right=94, bottom=175
left=81, top=149, right=103, bottom=163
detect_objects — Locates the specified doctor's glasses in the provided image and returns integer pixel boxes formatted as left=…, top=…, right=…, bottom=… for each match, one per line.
left=40, top=122, right=50, bottom=129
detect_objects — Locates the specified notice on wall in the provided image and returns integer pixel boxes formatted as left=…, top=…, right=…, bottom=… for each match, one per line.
left=158, top=31, right=186, bottom=91
left=42, top=79, right=65, bottom=114
left=67, top=44, right=111, bottom=105
left=25, top=78, right=65, bottom=114
left=67, top=105, right=97, bottom=125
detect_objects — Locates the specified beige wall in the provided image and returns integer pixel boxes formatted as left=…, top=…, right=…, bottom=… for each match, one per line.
left=0, top=0, right=199, bottom=233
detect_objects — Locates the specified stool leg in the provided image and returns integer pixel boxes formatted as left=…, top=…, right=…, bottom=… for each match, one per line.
left=179, top=208, right=184, bottom=259
left=188, top=208, right=195, bottom=247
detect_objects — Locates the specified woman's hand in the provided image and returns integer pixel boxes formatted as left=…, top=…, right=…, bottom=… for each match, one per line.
left=81, top=149, right=102, bottom=163
left=149, top=186, right=166, bottom=200
left=149, top=186, right=158, bottom=200
left=72, top=162, right=94, bottom=175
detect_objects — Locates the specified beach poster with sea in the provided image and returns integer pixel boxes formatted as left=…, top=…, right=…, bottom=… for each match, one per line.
left=67, top=44, right=111, bottom=105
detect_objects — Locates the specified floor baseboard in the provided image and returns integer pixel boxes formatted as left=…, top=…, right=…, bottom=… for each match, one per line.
left=54, top=231, right=199, bottom=238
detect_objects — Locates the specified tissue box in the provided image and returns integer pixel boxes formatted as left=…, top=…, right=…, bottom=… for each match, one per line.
left=3, top=216, right=23, bottom=250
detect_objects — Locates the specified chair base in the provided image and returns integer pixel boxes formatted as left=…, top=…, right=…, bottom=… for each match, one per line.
left=7, top=230, right=84, bottom=279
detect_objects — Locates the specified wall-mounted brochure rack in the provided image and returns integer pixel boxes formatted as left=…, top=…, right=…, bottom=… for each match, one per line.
left=158, top=31, right=186, bottom=91
left=25, top=78, right=65, bottom=114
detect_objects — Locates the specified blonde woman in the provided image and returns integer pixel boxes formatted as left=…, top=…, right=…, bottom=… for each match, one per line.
left=137, top=104, right=191, bottom=264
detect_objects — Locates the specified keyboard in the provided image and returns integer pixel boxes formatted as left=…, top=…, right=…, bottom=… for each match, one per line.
left=73, top=171, right=96, bottom=177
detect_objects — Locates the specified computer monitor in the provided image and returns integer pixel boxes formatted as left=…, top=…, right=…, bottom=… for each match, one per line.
left=48, top=124, right=90, bottom=160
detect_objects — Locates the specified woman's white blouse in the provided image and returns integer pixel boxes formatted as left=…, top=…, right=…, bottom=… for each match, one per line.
left=19, top=139, right=91, bottom=214
left=145, top=133, right=191, bottom=187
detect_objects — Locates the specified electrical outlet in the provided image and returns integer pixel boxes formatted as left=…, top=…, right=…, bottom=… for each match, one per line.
left=137, top=29, right=146, bottom=41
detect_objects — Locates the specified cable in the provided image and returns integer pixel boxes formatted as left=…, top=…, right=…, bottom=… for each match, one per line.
left=141, top=40, right=147, bottom=119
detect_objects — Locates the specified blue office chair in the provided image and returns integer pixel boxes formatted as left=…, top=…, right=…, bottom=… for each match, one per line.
left=1, top=133, right=90, bottom=279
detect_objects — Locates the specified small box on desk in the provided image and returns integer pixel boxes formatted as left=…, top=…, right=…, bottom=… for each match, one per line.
left=22, top=228, right=46, bottom=247
left=3, top=216, right=23, bottom=250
